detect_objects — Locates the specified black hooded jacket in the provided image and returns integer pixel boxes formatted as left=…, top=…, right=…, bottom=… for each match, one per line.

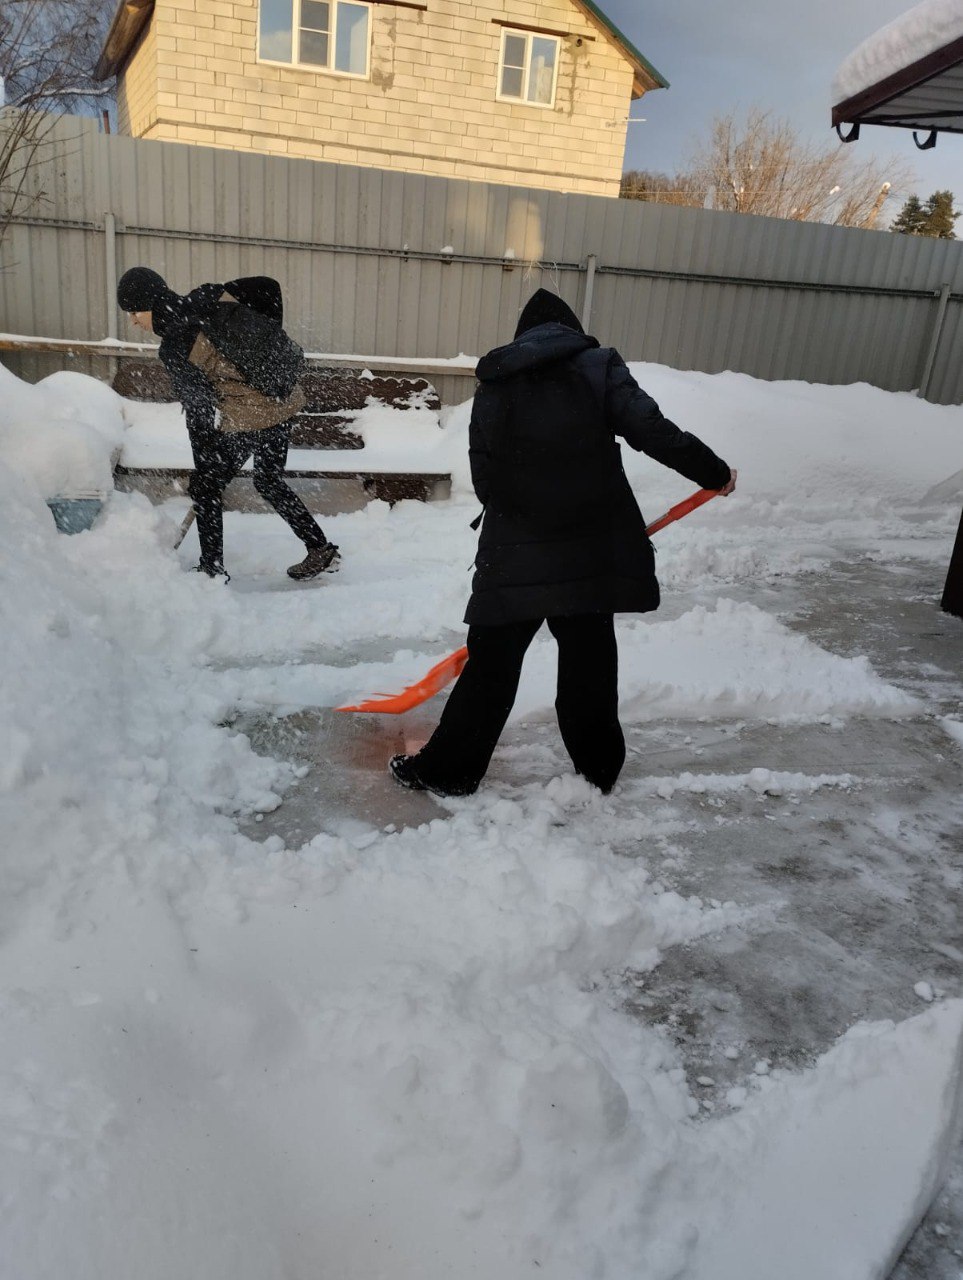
left=465, top=290, right=731, bottom=625
left=153, top=277, right=286, bottom=439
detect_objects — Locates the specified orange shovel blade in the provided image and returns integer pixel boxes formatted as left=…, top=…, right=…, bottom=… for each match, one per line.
left=336, top=487, right=723, bottom=714
left=336, top=645, right=469, bottom=714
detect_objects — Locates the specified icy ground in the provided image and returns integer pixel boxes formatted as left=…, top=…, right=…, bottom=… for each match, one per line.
left=2, top=356, right=963, bottom=1279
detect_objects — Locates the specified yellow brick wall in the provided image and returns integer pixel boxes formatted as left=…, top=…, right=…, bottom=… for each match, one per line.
left=117, top=16, right=160, bottom=136
left=123, top=0, right=644, bottom=196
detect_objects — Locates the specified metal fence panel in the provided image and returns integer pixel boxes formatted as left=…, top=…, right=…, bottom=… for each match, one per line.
left=3, top=114, right=963, bottom=403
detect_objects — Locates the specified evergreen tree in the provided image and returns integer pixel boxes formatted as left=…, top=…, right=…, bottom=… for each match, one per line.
left=891, top=190, right=960, bottom=237
left=890, top=194, right=927, bottom=234
left=921, top=189, right=959, bottom=239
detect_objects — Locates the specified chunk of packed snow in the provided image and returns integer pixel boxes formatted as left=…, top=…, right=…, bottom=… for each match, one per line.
left=687, top=1003, right=963, bottom=1280
left=941, top=717, right=963, bottom=748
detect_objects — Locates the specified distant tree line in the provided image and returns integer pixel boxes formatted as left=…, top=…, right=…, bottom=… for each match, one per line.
left=621, top=107, right=912, bottom=231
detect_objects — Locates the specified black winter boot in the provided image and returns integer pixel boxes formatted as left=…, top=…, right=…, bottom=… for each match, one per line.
left=388, top=754, right=474, bottom=798
left=389, top=754, right=427, bottom=790
left=194, top=561, right=230, bottom=582
left=287, top=542, right=340, bottom=580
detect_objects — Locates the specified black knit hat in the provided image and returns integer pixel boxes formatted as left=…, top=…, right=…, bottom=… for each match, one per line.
left=117, top=267, right=168, bottom=313
left=514, top=288, right=584, bottom=338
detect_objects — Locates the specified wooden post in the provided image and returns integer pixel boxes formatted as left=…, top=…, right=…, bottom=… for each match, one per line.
left=104, top=211, right=119, bottom=382
left=918, top=282, right=951, bottom=401
left=941, top=506, right=963, bottom=618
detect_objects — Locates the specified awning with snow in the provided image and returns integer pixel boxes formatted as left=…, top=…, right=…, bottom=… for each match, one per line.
left=832, top=0, right=963, bottom=149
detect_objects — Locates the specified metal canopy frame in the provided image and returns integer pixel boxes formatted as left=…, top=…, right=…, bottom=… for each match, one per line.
left=833, top=33, right=963, bottom=149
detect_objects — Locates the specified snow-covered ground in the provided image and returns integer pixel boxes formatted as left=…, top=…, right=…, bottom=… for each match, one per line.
left=2, top=356, right=962, bottom=1280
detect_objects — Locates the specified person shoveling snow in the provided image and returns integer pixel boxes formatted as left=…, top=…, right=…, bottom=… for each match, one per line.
left=116, top=268, right=340, bottom=581
left=390, top=288, right=736, bottom=799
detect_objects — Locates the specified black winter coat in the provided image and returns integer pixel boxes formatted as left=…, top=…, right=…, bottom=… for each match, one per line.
left=465, top=322, right=731, bottom=625
left=156, top=283, right=222, bottom=441
left=155, top=276, right=287, bottom=440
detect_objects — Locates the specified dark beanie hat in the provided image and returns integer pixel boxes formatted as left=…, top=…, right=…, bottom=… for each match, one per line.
left=117, top=267, right=168, bottom=313
left=514, top=288, right=584, bottom=338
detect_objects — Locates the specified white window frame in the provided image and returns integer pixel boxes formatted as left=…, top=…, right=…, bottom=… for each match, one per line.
left=496, top=27, right=560, bottom=109
left=257, top=0, right=372, bottom=80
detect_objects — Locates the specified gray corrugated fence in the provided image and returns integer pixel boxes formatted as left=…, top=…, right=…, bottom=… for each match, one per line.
left=3, top=114, right=963, bottom=404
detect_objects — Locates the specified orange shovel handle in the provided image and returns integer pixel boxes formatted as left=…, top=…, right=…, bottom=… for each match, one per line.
left=644, top=487, right=720, bottom=537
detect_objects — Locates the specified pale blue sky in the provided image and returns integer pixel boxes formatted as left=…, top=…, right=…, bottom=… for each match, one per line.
left=603, top=0, right=963, bottom=209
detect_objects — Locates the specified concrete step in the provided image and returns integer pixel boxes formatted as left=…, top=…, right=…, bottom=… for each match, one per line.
left=113, top=465, right=451, bottom=514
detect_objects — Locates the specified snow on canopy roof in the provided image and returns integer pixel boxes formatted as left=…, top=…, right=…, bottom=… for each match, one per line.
left=832, top=0, right=963, bottom=105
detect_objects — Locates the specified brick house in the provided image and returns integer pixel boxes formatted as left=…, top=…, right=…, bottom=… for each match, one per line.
left=94, top=0, right=667, bottom=196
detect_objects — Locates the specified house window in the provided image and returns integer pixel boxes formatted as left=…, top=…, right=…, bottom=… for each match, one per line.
left=497, top=29, right=559, bottom=106
left=259, top=0, right=370, bottom=76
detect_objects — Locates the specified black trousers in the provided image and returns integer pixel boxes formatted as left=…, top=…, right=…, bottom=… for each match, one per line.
left=941, top=504, right=963, bottom=618
left=413, top=614, right=626, bottom=795
left=188, top=421, right=326, bottom=569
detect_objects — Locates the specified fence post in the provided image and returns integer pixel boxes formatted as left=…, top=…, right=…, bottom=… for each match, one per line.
left=581, top=253, right=597, bottom=333
left=917, top=281, right=951, bottom=401
left=104, top=211, right=118, bottom=381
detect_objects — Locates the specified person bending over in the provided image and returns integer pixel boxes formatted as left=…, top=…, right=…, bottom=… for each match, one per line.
left=118, top=268, right=338, bottom=581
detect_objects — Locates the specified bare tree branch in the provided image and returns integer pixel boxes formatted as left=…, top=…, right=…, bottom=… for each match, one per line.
left=1, top=0, right=112, bottom=242
left=7, top=83, right=114, bottom=108
left=621, top=107, right=916, bottom=230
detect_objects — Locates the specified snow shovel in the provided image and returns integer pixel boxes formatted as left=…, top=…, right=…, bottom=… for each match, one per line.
left=335, top=486, right=722, bottom=715
left=173, top=506, right=196, bottom=550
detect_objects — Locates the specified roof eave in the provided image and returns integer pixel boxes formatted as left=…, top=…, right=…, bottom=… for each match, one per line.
left=569, top=0, right=669, bottom=93
left=94, top=0, right=155, bottom=82
left=832, top=32, right=963, bottom=127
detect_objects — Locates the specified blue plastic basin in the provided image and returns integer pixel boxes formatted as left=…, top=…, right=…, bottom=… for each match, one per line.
left=47, top=498, right=104, bottom=534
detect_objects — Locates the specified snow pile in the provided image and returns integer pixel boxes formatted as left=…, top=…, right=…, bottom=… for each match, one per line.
left=833, top=0, right=963, bottom=105
left=688, top=1002, right=963, bottom=1280
left=0, top=464, right=293, bottom=910
left=209, top=596, right=920, bottom=726
left=0, top=363, right=127, bottom=499
left=553, top=599, right=919, bottom=723
left=622, top=363, right=963, bottom=513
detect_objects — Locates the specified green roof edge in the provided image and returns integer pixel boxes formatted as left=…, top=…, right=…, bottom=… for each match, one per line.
left=575, top=0, right=669, bottom=89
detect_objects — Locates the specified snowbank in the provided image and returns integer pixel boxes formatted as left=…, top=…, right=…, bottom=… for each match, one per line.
left=833, top=0, right=963, bottom=105
left=0, top=363, right=127, bottom=499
